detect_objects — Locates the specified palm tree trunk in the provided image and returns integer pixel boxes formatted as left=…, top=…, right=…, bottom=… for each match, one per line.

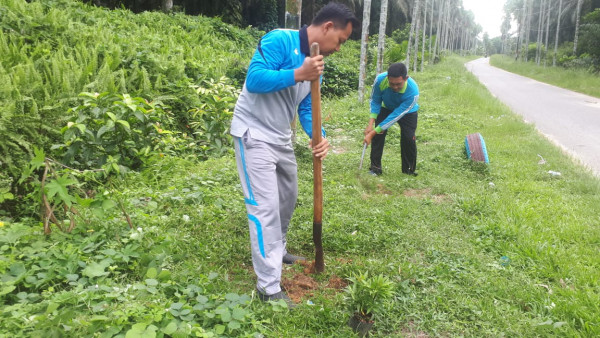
left=573, top=0, right=583, bottom=54
left=420, top=0, right=428, bottom=71
left=536, top=0, right=544, bottom=65
left=428, top=0, right=434, bottom=63
left=407, top=0, right=421, bottom=65
left=413, top=0, right=421, bottom=72
left=443, top=3, right=451, bottom=52
left=433, top=0, right=444, bottom=62
left=524, top=0, right=532, bottom=62
left=544, top=0, right=551, bottom=67
left=552, top=0, right=563, bottom=66
left=515, top=0, right=526, bottom=60
left=377, top=0, right=389, bottom=74
left=162, top=0, right=173, bottom=12
left=358, top=0, right=372, bottom=102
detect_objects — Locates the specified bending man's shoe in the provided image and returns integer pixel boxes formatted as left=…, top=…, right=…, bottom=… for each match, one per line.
left=369, top=165, right=382, bottom=176
left=256, top=288, right=296, bottom=309
left=282, top=253, right=306, bottom=265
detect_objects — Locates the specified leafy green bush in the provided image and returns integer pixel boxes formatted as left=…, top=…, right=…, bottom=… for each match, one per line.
left=0, top=0, right=258, bottom=206
left=526, top=42, right=540, bottom=61
left=188, top=77, right=240, bottom=159
left=56, top=92, right=174, bottom=172
left=561, top=53, right=599, bottom=72
left=322, top=40, right=361, bottom=97
left=387, top=39, right=411, bottom=67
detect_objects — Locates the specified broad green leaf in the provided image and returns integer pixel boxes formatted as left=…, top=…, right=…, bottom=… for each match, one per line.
left=102, top=199, right=117, bottom=210
left=97, top=124, right=112, bottom=139
left=0, top=285, right=16, bottom=296
left=232, top=307, right=246, bottom=321
left=66, top=274, right=79, bottom=281
left=145, top=267, right=157, bottom=279
left=216, top=308, right=231, bottom=322
left=214, top=325, right=225, bottom=335
left=145, top=278, right=158, bottom=286
left=82, top=261, right=110, bottom=278
left=106, top=112, right=117, bottom=121
left=9, top=262, right=26, bottom=276
left=225, top=293, right=239, bottom=301
left=116, top=120, right=130, bottom=130
left=228, top=320, right=241, bottom=331
left=170, top=302, right=183, bottom=310
left=157, top=269, right=171, bottom=281
left=75, top=123, right=86, bottom=134
left=134, top=111, right=146, bottom=122
left=161, top=321, right=178, bottom=335
left=125, top=322, right=157, bottom=338
left=45, top=175, right=78, bottom=207
left=45, top=302, right=60, bottom=313
left=31, top=147, right=46, bottom=169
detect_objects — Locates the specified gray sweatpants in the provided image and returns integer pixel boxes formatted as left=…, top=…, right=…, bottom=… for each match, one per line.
left=233, top=131, right=298, bottom=296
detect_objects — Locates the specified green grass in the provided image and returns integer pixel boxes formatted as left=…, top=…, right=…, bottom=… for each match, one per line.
left=490, top=54, right=600, bottom=98
left=4, top=55, right=599, bottom=336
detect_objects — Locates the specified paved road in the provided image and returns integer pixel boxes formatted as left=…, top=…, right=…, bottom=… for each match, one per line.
left=465, top=57, right=600, bottom=176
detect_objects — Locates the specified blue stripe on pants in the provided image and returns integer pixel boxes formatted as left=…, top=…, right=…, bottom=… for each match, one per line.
left=247, top=214, right=265, bottom=258
left=237, top=138, right=258, bottom=206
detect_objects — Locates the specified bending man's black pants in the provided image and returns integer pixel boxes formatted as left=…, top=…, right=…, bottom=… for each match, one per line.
left=370, top=107, right=418, bottom=175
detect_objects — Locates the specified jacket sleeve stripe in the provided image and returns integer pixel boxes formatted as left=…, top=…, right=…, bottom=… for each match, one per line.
left=380, top=95, right=419, bottom=131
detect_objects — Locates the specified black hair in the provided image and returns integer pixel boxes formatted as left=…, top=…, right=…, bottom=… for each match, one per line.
left=312, top=2, right=359, bottom=29
left=388, top=62, right=408, bottom=78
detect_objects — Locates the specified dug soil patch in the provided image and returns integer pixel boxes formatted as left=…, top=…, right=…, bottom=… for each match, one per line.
left=403, top=188, right=449, bottom=203
left=281, top=260, right=347, bottom=303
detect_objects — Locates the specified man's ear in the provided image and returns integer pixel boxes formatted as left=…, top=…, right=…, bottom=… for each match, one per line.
left=322, top=21, right=334, bottom=33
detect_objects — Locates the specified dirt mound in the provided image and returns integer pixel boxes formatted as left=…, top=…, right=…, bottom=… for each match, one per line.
left=281, top=260, right=347, bottom=303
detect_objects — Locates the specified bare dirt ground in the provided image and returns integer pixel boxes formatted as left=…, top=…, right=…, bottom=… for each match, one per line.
left=281, top=260, right=348, bottom=303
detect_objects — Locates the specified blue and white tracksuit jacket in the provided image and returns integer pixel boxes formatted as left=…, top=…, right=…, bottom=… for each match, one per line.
left=230, top=26, right=320, bottom=296
left=370, top=72, right=420, bottom=133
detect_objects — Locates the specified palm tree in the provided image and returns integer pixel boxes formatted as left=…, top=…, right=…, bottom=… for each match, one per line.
left=420, top=0, right=428, bottom=71
left=573, top=0, right=583, bottom=54
left=535, top=0, right=546, bottom=66
left=358, top=0, right=372, bottom=102
left=553, top=0, right=563, bottom=66
left=412, top=0, right=422, bottom=71
left=406, top=0, right=421, bottom=66
left=544, top=0, right=551, bottom=66
left=432, top=0, right=445, bottom=62
left=377, top=0, right=389, bottom=74
left=428, top=0, right=435, bottom=63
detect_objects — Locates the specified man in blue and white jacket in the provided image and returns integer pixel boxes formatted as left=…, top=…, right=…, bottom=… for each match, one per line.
left=231, top=3, right=357, bottom=306
left=364, top=62, right=420, bottom=176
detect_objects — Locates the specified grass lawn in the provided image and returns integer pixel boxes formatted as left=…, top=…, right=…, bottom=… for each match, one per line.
left=2, top=56, right=599, bottom=336
left=490, top=54, right=600, bottom=98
